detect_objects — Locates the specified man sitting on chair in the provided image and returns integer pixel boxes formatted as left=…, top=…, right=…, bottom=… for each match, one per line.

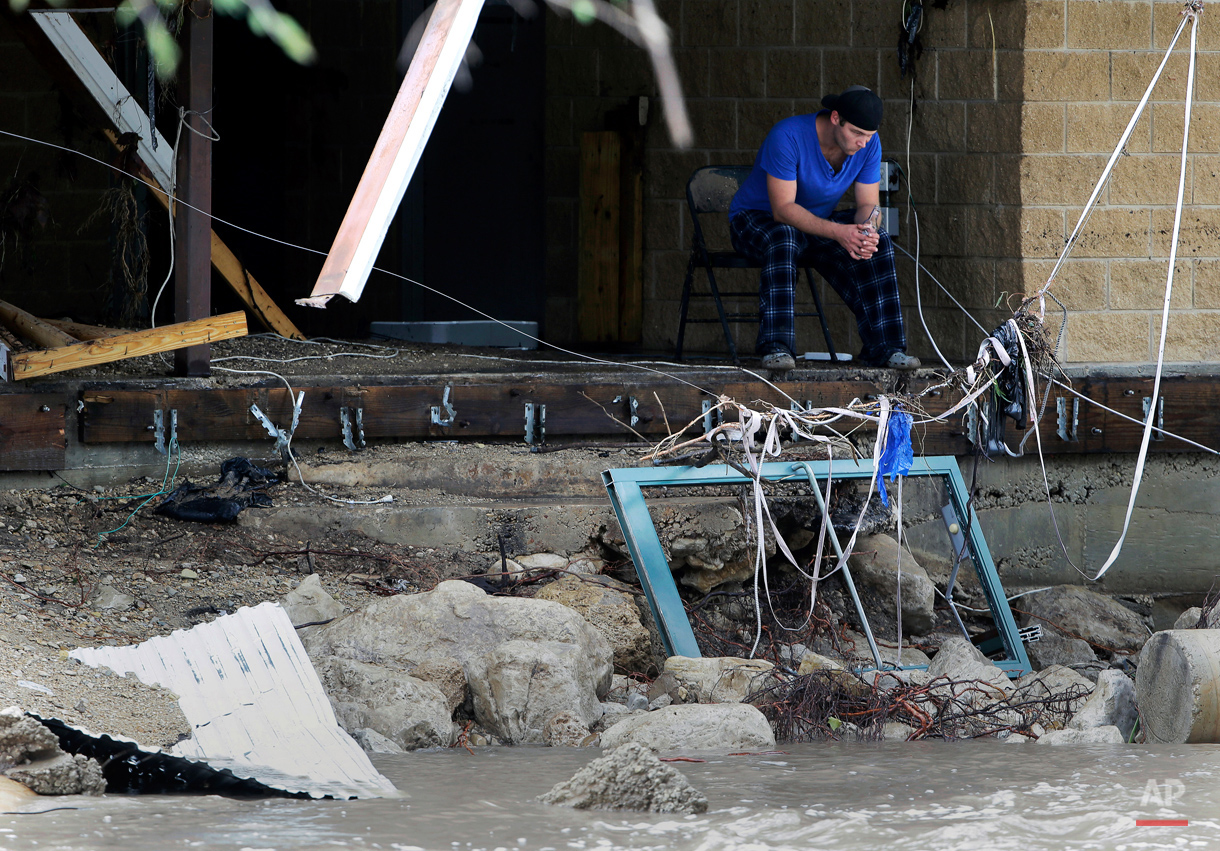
left=729, top=85, right=920, bottom=372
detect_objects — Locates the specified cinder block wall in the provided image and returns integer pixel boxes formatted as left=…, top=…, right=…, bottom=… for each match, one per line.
left=545, top=0, right=1220, bottom=365
left=1022, top=0, right=1220, bottom=363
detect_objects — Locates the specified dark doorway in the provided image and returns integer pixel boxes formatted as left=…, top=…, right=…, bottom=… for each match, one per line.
left=405, top=0, right=545, bottom=326
left=210, top=0, right=544, bottom=337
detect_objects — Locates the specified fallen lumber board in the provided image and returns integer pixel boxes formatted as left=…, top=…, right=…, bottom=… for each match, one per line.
left=0, top=300, right=78, bottom=349
left=301, top=0, right=487, bottom=307
left=10, top=311, right=247, bottom=380
left=43, top=318, right=125, bottom=341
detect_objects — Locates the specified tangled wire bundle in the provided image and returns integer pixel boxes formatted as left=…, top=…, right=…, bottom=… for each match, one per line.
left=749, top=668, right=1092, bottom=742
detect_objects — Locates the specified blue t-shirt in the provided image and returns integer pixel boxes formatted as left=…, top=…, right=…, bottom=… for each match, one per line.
left=729, top=111, right=882, bottom=218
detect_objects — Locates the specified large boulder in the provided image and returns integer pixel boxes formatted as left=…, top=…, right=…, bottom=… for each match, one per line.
left=1019, top=586, right=1149, bottom=654
left=662, top=656, right=774, bottom=704
left=928, top=637, right=1013, bottom=694
left=539, top=742, right=708, bottom=813
left=535, top=575, right=652, bottom=675
left=279, top=574, right=345, bottom=638
left=313, top=656, right=454, bottom=750
left=599, top=703, right=776, bottom=752
left=467, top=640, right=606, bottom=744
left=1025, top=629, right=1100, bottom=672
left=847, top=534, right=936, bottom=635
left=1067, top=669, right=1137, bottom=740
left=304, top=580, right=613, bottom=698
left=1136, top=630, right=1220, bottom=743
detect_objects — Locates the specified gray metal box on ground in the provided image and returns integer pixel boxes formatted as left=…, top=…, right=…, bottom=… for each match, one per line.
left=369, top=321, right=539, bottom=349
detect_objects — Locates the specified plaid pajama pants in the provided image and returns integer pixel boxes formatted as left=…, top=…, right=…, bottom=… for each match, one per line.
left=729, top=208, right=907, bottom=363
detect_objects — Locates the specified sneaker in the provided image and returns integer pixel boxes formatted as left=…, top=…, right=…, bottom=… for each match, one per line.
left=761, top=350, right=796, bottom=371
left=883, top=351, right=921, bottom=370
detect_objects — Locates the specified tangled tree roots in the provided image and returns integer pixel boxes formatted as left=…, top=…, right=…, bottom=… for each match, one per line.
left=750, top=669, right=1090, bottom=742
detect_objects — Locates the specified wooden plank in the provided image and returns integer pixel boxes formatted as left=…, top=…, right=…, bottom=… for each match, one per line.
left=619, top=124, right=644, bottom=344
left=43, top=319, right=125, bottom=340
left=0, top=393, right=65, bottom=471
left=209, top=230, right=305, bottom=340
left=301, top=0, right=487, bottom=308
left=12, top=312, right=247, bottom=380
left=174, top=0, right=213, bottom=377
left=577, top=131, right=621, bottom=343
left=0, top=300, right=78, bottom=349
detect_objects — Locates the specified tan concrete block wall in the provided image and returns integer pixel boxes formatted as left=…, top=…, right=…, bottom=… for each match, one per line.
left=1026, top=1, right=1220, bottom=364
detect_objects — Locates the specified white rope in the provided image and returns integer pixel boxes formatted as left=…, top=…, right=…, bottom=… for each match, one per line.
left=1091, top=7, right=1200, bottom=581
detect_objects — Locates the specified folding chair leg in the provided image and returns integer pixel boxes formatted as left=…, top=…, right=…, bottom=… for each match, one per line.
left=703, top=265, right=740, bottom=365
left=804, top=268, right=838, bottom=362
left=676, top=255, right=697, bottom=361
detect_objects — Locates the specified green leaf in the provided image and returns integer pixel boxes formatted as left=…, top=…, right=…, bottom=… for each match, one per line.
left=571, top=0, right=596, bottom=25
left=827, top=716, right=842, bottom=731
left=269, top=14, right=317, bottom=64
left=145, top=21, right=181, bottom=79
left=115, top=0, right=139, bottom=28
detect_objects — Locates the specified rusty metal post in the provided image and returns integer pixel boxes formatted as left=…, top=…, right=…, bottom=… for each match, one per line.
left=174, top=0, right=213, bottom=376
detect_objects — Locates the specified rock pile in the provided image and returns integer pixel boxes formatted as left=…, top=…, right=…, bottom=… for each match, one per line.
left=538, top=742, right=708, bottom=814
left=0, top=706, right=105, bottom=796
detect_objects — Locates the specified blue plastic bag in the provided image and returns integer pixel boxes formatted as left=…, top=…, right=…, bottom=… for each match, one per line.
left=875, top=409, right=913, bottom=507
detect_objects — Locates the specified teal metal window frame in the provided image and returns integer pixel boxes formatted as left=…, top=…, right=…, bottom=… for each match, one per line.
left=602, top=455, right=1032, bottom=677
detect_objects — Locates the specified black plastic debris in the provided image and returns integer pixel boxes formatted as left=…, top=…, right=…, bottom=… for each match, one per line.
left=37, top=716, right=301, bottom=798
left=154, top=457, right=279, bottom=523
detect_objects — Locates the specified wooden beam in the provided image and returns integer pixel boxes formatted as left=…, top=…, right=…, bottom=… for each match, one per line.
left=11, top=312, right=247, bottom=380
left=74, top=374, right=1220, bottom=455
left=0, top=393, right=66, bottom=470
left=578, top=131, right=621, bottom=343
left=43, top=319, right=125, bottom=341
left=300, top=0, right=486, bottom=308
left=174, top=0, right=214, bottom=376
left=0, top=300, right=78, bottom=349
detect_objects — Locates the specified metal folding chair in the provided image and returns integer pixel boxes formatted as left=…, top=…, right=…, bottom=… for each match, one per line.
left=675, top=165, right=838, bottom=363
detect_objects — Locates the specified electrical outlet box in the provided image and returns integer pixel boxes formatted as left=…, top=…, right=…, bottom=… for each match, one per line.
left=880, top=160, right=901, bottom=192
left=880, top=206, right=899, bottom=238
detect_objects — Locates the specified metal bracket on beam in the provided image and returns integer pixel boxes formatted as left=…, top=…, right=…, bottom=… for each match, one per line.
left=1056, top=397, right=1079, bottom=441
left=1142, top=396, right=1165, bottom=442
left=430, top=386, right=456, bottom=428
left=251, top=392, right=304, bottom=463
left=524, top=402, right=545, bottom=445
left=341, top=407, right=366, bottom=451
left=701, top=398, right=724, bottom=436
left=153, top=409, right=178, bottom=455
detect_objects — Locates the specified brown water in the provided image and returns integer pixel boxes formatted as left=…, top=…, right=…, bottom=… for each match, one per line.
left=2, top=742, right=1218, bottom=851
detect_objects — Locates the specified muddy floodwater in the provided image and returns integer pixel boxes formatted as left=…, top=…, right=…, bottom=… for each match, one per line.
left=2, top=742, right=1219, bottom=851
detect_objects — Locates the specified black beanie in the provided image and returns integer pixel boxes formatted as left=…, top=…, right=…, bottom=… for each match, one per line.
left=820, top=86, right=883, bottom=131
